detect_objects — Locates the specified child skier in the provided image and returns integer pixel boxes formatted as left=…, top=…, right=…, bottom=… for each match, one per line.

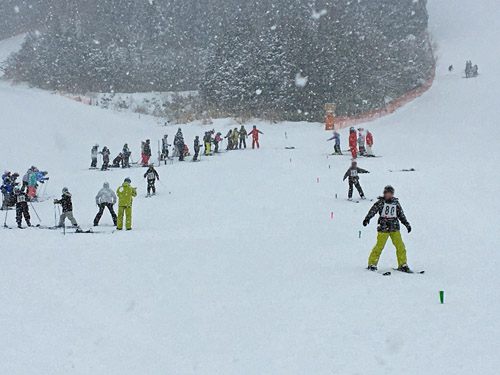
left=343, top=160, right=369, bottom=200
left=327, top=131, right=342, bottom=155
left=91, top=144, right=99, bottom=168
left=54, top=187, right=79, bottom=228
left=94, top=182, right=117, bottom=226
left=349, top=128, right=357, bottom=159
left=112, top=153, right=123, bottom=168
left=363, top=185, right=412, bottom=272
left=366, top=130, right=375, bottom=157
left=225, top=130, right=234, bottom=150
left=100, top=146, right=110, bottom=171
left=144, top=165, right=160, bottom=196
left=248, top=125, right=263, bottom=149
left=193, top=136, right=201, bottom=161
left=214, top=132, right=223, bottom=153
left=116, top=178, right=137, bottom=230
left=27, top=169, right=38, bottom=199
left=239, top=126, right=248, bottom=149
left=161, top=134, right=170, bottom=162
left=142, top=139, right=152, bottom=166
left=14, top=187, right=30, bottom=228
left=122, top=144, right=131, bottom=168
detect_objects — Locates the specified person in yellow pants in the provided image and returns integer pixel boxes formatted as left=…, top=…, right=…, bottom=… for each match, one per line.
left=116, top=178, right=137, bottom=231
left=363, top=185, right=412, bottom=272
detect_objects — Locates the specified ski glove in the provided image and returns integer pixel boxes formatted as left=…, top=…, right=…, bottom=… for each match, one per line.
left=406, top=224, right=412, bottom=233
left=363, top=219, right=369, bottom=227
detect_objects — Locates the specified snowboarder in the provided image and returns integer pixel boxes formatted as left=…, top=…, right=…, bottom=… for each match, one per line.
left=363, top=185, right=412, bottom=272
left=116, top=178, right=137, bottom=230
left=239, top=125, right=248, bottom=149
left=349, top=127, right=357, bottom=159
left=248, top=125, right=263, bottom=149
left=112, top=153, right=123, bottom=168
left=100, top=146, right=110, bottom=170
left=144, top=165, right=160, bottom=196
left=54, top=187, right=79, bottom=228
left=193, top=136, right=201, bottom=161
left=91, top=144, right=99, bottom=168
left=14, top=187, right=30, bottom=228
left=366, top=130, right=375, bottom=157
left=357, top=129, right=366, bottom=156
left=142, top=139, right=152, bottom=166
left=327, top=131, right=342, bottom=155
left=94, top=182, right=117, bottom=226
left=214, top=132, right=223, bottom=153
left=343, top=160, right=369, bottom=200
left=122, top=144, right=131, bottom=168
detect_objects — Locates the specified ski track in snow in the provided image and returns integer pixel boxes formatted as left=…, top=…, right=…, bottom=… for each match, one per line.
left=0, top=1, right=499, bottom=374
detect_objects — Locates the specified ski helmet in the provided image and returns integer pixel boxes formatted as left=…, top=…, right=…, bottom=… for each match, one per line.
left=124, top=178, right=131, bottom=183
left=351, top=160, right=357, bottom=165
left=62, top=187, right=69, bottom=193
left=383, top=185, right=395, bottom=194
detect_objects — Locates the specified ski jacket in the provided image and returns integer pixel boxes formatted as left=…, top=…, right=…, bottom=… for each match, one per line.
left=143, top=143, right=152, bottom=157
left=91, top=147, right=99, bottom=158
left=357, top=134, right=365, bottom=147
left=248, top=128, right=263, bottom=140
left=28, top=172, right=38, bottom=187
left=327, top=132, right=341, bottom=146
left=55, top=192, right=73, bottom=212
left=15, top=191, right=28, bottom=205
left=366, top=132, right=373, bottom=147
left=349, top=132, right=357, bottom=149
left=174, top=132, right=183, bottom=146
left=95, top=182, right=117, bottom=205
left=101, top=148, right=110, bottom=162
left=162, top=138, right=170, bottom=152
left=215, top=134, right=222, bottom=143
left=123, top=146, right=131, bottom=157
left=144, top=168, right=159, bottom=181
left=194, top=139, right=201, bottom=152
left=117, top=182, right=137, bottom=207
left=239, top=128, right=247, bottom=139
left=23, top=168, right=38, bottom=183
left=343, top=166, right=369, bottom=181
left=365, top=197, right=410, bottom=233
left=203, top=133, right=211, bottom=143
left=37, top=171, right=48, bottom=183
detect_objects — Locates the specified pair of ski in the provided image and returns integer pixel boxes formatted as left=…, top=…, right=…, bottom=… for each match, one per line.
left=35, top=225, right=102, bottom=234
left=373, top=268, right=425, bottom=276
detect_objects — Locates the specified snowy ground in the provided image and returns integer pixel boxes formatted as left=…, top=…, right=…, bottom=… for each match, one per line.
left=0, top=1, right=500, bottom=374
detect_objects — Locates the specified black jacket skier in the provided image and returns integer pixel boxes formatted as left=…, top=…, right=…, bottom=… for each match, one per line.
left=144, top=166, right=160, bottom=196
left=194, top=136, right=201, bottom=161
left=363, top=196, right=411, bottom=233
left=14, top=188, right=31, bottom=228
left=343, top=161, right=369, bottom=199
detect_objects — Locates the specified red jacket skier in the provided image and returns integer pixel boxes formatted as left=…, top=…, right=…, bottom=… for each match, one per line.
left=248, top=126, right=264, bottom=149
left=349, top=128, right=357, bottom=159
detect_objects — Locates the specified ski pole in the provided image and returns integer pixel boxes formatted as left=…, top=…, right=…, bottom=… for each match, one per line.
left=3, top=209, right=8, bottom=228
left=54, top=203, right=57, bottom=226
left=30, top=202, right=41, bottom=223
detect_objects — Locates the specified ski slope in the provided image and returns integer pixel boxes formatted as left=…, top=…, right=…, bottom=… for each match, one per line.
left=0, top=0, right=499, bottom=374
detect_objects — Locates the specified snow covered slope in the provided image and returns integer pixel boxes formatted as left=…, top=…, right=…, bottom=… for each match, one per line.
left=0, top=1, right=499, bottom=374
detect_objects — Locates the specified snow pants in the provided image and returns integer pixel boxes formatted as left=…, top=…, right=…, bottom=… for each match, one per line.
left=252, top=138, right=260, bottom=149
left=59, top=211, right=78, bottom=227
left=91, top=157, right=97, bottom=168
left=123, top=156, right=130, bottom=168
left=334, top=144, right=342, bottom=154
left=205, top=142, right=211, bottom=155
left=147, top=180, right=156, bottom=195
left=348, top=178, right=364, bottom=199
left=27, top=186, right=37, bottom=199
left=117, top=206, right=132, bottom=230
left=239, top=138, right=246, bottom=149
left=368, top=231, right=407, bottom=268
left=366, top=145, right=374, bottom=156
left=350, top=147, right=357, bottom=159
left=16, top=202, right=30, bottom=226
left=142, top=154, right=150, bottom=165
left=101, top=160, right=109, bottom=171
left=94, top=203, right=117, bottom=226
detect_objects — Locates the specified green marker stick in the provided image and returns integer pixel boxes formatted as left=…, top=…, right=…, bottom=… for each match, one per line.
left=359, top=231, right=361, bottom=238
left=439, top=291, right=445, bottom=304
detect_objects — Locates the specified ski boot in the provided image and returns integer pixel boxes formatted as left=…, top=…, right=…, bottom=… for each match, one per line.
left=367, top=264, right=378, bottom=272
left=397, top=264, right=413, bottom=273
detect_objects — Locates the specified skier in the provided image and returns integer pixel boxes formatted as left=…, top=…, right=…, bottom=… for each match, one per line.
left=122, top=144, right=131, bottom=168
left=357, top=129, right=366, bottom=156
left=214, top=132, right=223, bottom=153
left=27, top=169, right=39, bottom=199
left=100, top=146, right=110, bottom=170
left=225, top=130, right=234, bottom=150
left=177, top=135, right=185, bottom=161
left=239, top=125, right=248, bottom=149
left=91, top=144, right=99, bottom=168
left=14, top=187, right=30, bottom=228
left=232, top=128, right=239, bottom=149
left=363, top=185, right=412, bottom=272
left=343, top=160, right=369, bottom=200
left=161, top=134, right=170, bottom=162
left=366, top=130, right=375, bottom=157
left=112, top=153, right=123, bottom=168
left=116, top=178, right=137, bottom=231
left=349, top=127, right=357, bottom=159
left=144, top=165, right=160, bottom=196
left=142, top=139, right=152, bottom=166
left=203, top=131, right=212, bottom=155
left=173, top=128, right=183, bottom=158
left=94, top=182, right=117, bottom=226
left=327, top=130, right=342, bottom=155
left=193, top=136, right=201, bottom=161
left=54, top=187, right=79, bottom=228
left=248, top=125, right=263, bottom=149
left=1, top=172, right=18, bottom=209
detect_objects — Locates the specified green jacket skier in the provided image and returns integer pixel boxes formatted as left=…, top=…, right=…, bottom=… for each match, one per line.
left=116, top=178, right=137, bottom=230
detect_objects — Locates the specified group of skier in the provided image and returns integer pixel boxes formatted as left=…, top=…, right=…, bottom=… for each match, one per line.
left=328, top=127, right=374, bottom=159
